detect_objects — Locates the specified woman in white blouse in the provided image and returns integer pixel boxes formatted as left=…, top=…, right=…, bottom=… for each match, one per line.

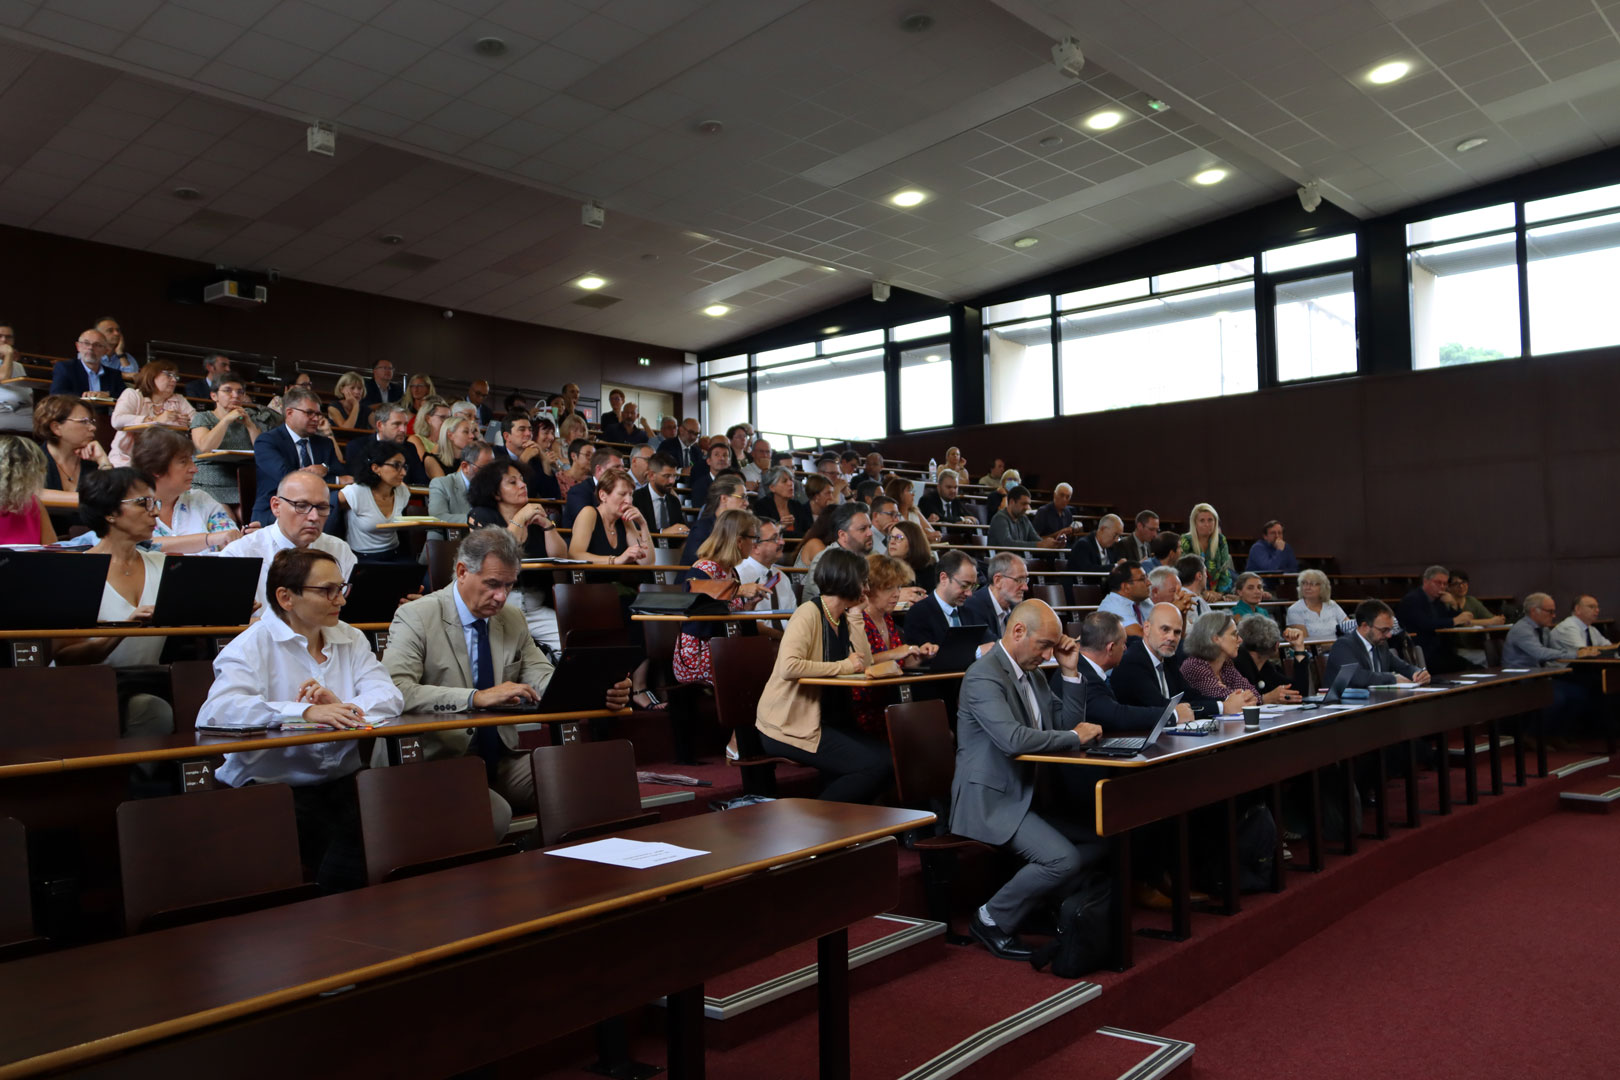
left=199, top=547, right=403, bottom=892
left=129, top=427, right=241, bottom=553
left=108, top=361, right=193, bottom=467
left=1285, top=568, right=1354, bottom=640
left=52, top=468, right=172, bottom=737
left=337, top=439, right=410, bottom=562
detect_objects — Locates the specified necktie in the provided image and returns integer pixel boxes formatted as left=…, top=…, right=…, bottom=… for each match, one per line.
left=296, top=439, right=312, bottom=469
left=949, top=607, right=961, bottom=628
left=1587, top=627, right=1594, bottom=647
left=654, top=497, right=666, bottom=532
left=1370, top=647, right=1381, bottom=674
left=1154, top=661, right=1169, bottom=700
left=470, top=618, right=504, bottom=778
left=1014, top=671, right=1039, bottom=725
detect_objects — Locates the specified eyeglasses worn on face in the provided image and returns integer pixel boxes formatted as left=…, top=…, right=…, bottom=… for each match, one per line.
left=298, top=582, right=353, bottom=601
left=279, top=499, right=331, bottom=518
left=122, top=496, right=162, bottom=511
left=379, top=460, right=407, bottom=471
left=287, top=407, right=321, bottom=419
left=950, top=576, right=977, bottom=592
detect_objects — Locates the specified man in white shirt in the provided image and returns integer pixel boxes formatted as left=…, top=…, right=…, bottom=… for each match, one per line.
left=1553, top=594, right=1614, bottom=652
left=1097, top=560, right=1151, bottom=637
left=740, top=437, right=773, bottom=490
left=627, top=443, right=655, bottom=489
left=736, top=519, right=797, bottom=637
left=218, top=471, right=357, bottom=610
left=427, top=440, right=492, bottom=540
left=962, top=552, right=1028, bottom=640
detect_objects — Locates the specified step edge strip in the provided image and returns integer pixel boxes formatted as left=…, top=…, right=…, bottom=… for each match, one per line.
left=1551, top=755, right=1611, bottom=778
left=892, top=980, right=1102, bottom=1080
left=1095, top=1027, right=1197, bottom=1080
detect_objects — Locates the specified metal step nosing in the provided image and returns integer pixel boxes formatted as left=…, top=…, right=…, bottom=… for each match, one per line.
left=892, top=980, right=1102, bottom=1080
left=1096, top=1027, right=1197, bottom=1080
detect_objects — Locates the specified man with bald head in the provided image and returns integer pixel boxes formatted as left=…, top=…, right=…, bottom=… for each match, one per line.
left=218, top=471, right=357, bottom=611
left=951, top=599, right=1104, bottom=961
left=50, top=327, right=127, bottom=396
left=1076, top=610, right=1194, bottom=731
left=1069, top=513, right=1123, bottom=573
left=1113, top=602, right=1227, bottom=718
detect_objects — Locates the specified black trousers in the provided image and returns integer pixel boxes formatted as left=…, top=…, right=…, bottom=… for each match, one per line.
left=758, top=726, right=892, bottom=804
left=289, top=774, right=367, bottom=893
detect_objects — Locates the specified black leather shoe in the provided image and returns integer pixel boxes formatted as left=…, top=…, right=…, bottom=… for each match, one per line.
left=970, top=911, right=1033, bottom=960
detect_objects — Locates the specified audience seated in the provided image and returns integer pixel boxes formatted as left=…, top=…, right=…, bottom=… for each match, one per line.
left=886, top=518, right=936, bottom=591
left=688, top=439, right=734, bottom=508
left=200, top=548, right=403, bottom=892
left=942, top=445, right=968, bottom=479
left=802, top=474, right=838, bottom=526
left=1069, top=513, right=1122, bottom=572
left=657, top=417, right=703, bottom=471
left=1246, top=519, right=1298, bottom=574
left=0, top=321, right=31, bottom=432
left=1179, top=502, right=1235, bottom=595
left=601, top=400, right=651, bottom=446
left=189, top=374, right=274, bottom=507
left=491, top=412, right=541, bottom=467
left=1032, top=483, right=1076, bottom=542
left=753, top=466, right=809, bottom=538
left=219, top=471, right=358, bottom=610
left=95, top=316, right=138, bottom=374
left=851, top=553, right=938, bottom=734
left=739, top=437, right=774, bottom=490
left=976, top=458, right=1007, bottom=487
left=675, top=510, right=766, bottom=684
left=985, top=468, right=1019, bottom=518
left=433, top=415, right=481, bottom=482
left=467, top=459, right=566, bottom=651
left=554, top=437, right=595, bottom=503
left=1146, top=565, right=1195, bottom=621
left=34, top=394, right=109, bottom=492
left=182, top=353, right=231, bottom=400
left=1077, top=609, right=1194, bottom=730
left=1285, top=569, right=1353, bottom=640
left=568, top=467, right=653, bottom=576
left=1505, top=593, right=1602, bottom=745
left=1396, top=565, right=1472, bottom=673
left=1445, top=569, right=1504, bottom=626
left=599, top=389, right=626, bottom=428
left=1554, top=594, right=1612, bottom=651
left=384, top=527, right=631, bottom=836
left=800, top=502, right=874, bottom=605
left=358, top=360, right=400, bottom=411
left=1176, top=555, right=1215, bottom=620
left=837, top=450, right=861, bottom=486
left=633, top=452, right=688, bottom=537
left=251, top=386, right=340, bottom=525
left=868, top=494, right=900, bottom=554
left=884, top=477, right=934, bottom=541
left=1326, top=600, right=1429, bottom=688
left=1140, top=529, right=1179, bottom=572
left=963, top=553, right=1030, bottom=640
left=755, top=548, right=891, bottom=803
left=952, top=598, right=1102, bottom=962
left=327, top=372, right=366, bottom=431
left=1115, top=510, right=1160, bottom=564
left=1177, top=612, right=1260, bottom=711
left=1098, top=560, right=1150, bottom=636
left=626, top=444, right=654, bottom=488
left=989, top=485, right=1053, bottom=548
left=109, top=361, right=193, bottom=467
left=337, top=440, right=411, bottom=563
left=919, top=468, right=975, bottom=525
left=1233, top=615, right=1307, bottom=702
left=49, top=328, right=126, bottom=397
left=1230, top=572, right=1269, bottom=618
left=0, top=436, right=56, bottom=545
left=408, top=397, right=453, bottom=480
left=903, top=548, right=983, bottom=647
left=53, top=468, right=172, bottom=737
left=403, top=373, right=436, bottom=427
left=736, top=518, right=797, bottom=637
left=1113, top=603, right=1224, bottom=718
left=465, top=380, right=493, bottom=427
left=426, top=440, right=491, bottom=541
left=345, top=404, right=428, bottom=486
left=561, top=447, right=624, bottom=529
left=682, top=476, right=748, bottom=564
left=129, top=428, right=240, bottom=553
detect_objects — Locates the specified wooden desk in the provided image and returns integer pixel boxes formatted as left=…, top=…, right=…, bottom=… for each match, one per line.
left=521, top=560, right=672, bottom=584
left=0, top=800, right=930, bottom=1080
left=799, top=668, right=968, bottom=703
left=193, top=450, right=254, bottom=463
left=632, top=610, right=794, bottom=638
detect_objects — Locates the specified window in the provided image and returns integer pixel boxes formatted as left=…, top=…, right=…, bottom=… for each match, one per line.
left=1526, top=181, right=1620, bottom=224
left=1527, top=210, right=1620, bottom=356
left=1409, top=233, right=1519, bottom=369
left=1274, top=272, right=1357, bottom=380
left=754, top=351, right=885, bottom=440
left=1060, top=279, right=1148, bottom=311
left=899, top=344, right=952, bottom=430
left=819, top=329, right=883, bottom=354
left=1406, top=204, right=1514, bottom=246
left=703, top=372, right=749, bottom=436
left=985, top=319, right=1053, bottom=422
left=1058, top=282, right=1257, bottom=414
left=755, top=342, right=815, bottom=368
left=701, top=354, right=746, bottom=377
left=1262, top=234, right=1356, bottom=273
left=890, top=316, right=949, bottom=342
left=982, top=294, right=1051, bottom=325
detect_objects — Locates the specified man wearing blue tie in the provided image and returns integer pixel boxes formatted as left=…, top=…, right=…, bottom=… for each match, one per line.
left=250, top=386, right=341, bottom=525
left=903, top=549, right=986, bottom=649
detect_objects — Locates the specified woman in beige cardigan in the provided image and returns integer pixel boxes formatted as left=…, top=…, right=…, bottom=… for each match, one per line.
left=756, top=547, right=892, bottom=803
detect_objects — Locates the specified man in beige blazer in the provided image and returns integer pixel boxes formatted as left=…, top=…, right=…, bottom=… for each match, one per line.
left=383, top=526, right=630, bottom=835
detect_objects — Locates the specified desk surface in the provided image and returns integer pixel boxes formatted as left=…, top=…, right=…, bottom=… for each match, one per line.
left=0, top=799, right=932, bottom=1079
left=631, top=610, right=791, bottom=622
left=799, top=670, right=968, bottom=687
left=0, top=622, right=389, bottom=641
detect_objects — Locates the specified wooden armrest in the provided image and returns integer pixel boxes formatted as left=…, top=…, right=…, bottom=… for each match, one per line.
left=554, top=812, right=661, bottom=843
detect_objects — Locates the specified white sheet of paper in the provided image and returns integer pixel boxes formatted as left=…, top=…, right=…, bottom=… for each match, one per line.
left=1404, top=686, right=1447, bottom=692
left=545, top=837, right=709, bottom=869
left=1500, top=668, right=1532, bottom=673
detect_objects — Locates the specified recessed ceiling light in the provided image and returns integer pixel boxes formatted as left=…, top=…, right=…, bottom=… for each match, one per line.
left=1366, top=60, right=1410, bottom=84
left=1192, top=168, right=1228, bottom=185
left=474, top=36, right=507, bottom=57
left=172, top=186, right=201, bottom=201
left=575, top=275, right=606, bottom=290
left=1455, top=137, right=1489, bottom=153
left=1083, top=109, right=1124, bottom=131
left=695, top=119, right=724, bottom=135
left=924, top=354, right=942, bottom=363
left=1012, top=236, right=1039, bottom=249
left=703, top=304, right=731, bottom=317
left=889, top=188, right=928, bottom=208
left=1147, top=99, right=1169, bottom=112
left=822, top=325, right=842, bottom=334
left=899, top=12, right=933, bottom=32
left=380, top=233, right=404, bottom=244
left=1038, top=135, right=1063, bottom=149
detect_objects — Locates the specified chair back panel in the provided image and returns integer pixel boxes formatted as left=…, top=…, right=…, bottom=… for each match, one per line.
left=1029, top=584, right=1067, bottom=611
left=356, top=757, right=495, bottom=885
left=0, top=818, right=33, bottom=948
left=555, top=583, right=627, bottom=645
left=530, top=740, right=646, bottom=847
left=424, top=538, right=461, bottom=593
left=167, top=660, right=215, bottom=735
left=885, top=700, right=956, bottom=808
left=0, top=667, right=120, bottom=749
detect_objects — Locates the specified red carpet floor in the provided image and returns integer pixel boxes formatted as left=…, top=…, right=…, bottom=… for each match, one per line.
left=1169, top=808, right=1620, bottom=1079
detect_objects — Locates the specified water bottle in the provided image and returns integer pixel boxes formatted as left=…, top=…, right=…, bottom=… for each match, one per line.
left=928, top=457, right=937, bottom=481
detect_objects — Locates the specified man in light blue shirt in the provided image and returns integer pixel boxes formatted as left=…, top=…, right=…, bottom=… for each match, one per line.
left=1097, top=560, right=1150, bottom=638
left=1504, top=592, right=1602, bottom=745
left=1245, top=520, right=1298, bottom=574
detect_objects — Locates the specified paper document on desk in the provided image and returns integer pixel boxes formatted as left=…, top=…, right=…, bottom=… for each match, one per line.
left=1501, top=668, right=1532, bottom=673
left=1403, top=686, right=1447, bottom=692
left=547, top=837, right=709, bottom=869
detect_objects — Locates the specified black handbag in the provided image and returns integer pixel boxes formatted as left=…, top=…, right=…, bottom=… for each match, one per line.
left=628, top=592, right=731, bottom=617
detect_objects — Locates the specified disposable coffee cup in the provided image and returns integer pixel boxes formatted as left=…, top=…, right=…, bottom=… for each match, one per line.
left=1242, top=705, right=1261, bottom=731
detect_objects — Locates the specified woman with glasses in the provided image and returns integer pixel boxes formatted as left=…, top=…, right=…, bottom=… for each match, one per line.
left=883, top=477, right=939, bottom=543
left=1178, top=612, right=1261, bottom=714
left=467, top=459, right=566, bottom=652
left=1285, top=568, right=1353, bottom=640
left=198, top=548, right=403, bottom=893
left=129, top=428, right=241, bottom=553
left=852, top=553, right=938, bottom=735
left=751, top=466, right=808, bottom=539
left=108, top=361, right=193, bottom=467
left=0, top=435, right=57, bottom=545
left=336, top=439, right=411, bottom=562
left=408, top=396, right=453, bottom=480
left=34, top=394, right=110, bottom=492
left=1235, top=613, right=1307, bottom=703
left=674, top=509, right=768, bottom=685
left=886, top=518, right=935, bottom=592
left=52, top=468, right=172, bottom=737
left=680, top=475, right=748, bottom=564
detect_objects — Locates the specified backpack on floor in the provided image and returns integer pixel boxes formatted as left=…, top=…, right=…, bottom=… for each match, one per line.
left=1028, top=871, right=1112, bottom=978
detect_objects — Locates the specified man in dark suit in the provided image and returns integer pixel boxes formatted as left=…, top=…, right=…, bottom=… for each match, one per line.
left=657, top=417, right=704, bottom=472
left=184, top=354, right=231, bottom=399
left=343, top=403, right=429, bottom=486
left=1114, top=510, right=1160, bottom=564
left=919, top=468, right=976, bottom=524
left=1068, top=513, right=1123, bottom=573
left=633, top=452, right=689, bottom=539
left=1326, top=600, right=1429, bottom=689
left=561, top=446, right=622, bottom=528
left=251, top=386, right=341, bottom=525
left=1113, top=603, right=1226, bottom=719
left=902, top=549, right=986, bottom=652
left=962, top=552, right=1028, bottom=643
left=358, top=359, right=400, bottom=412
left=688, top=441, right=733, bottom=510
left=1074, top=610, right=1195, bottom=731
left=1395, top=565, right=1473, bottom=673
left=49, top=328, right=127, bottom=396
left=951, top=599, right=1103, bottom=960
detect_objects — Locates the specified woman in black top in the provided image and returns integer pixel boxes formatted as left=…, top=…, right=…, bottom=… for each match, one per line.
left=681, top=474, right=749, bottom=564
left=467, top=459, right=567, bottom=651
left=752, top=466, right=810, bottom=539
left=1234, top=613, right=1308, bottom=702
left=35, top=394, right=110, bottom=492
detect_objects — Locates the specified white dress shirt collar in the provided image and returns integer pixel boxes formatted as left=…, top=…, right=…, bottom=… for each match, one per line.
left=1081, top=653, right=1109, bottom=682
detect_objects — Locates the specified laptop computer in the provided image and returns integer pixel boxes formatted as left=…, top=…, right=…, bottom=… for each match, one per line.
left=1088, top=693, right=1183, bottom=758
left=477, top=645, right=643, bottom=713
left=0, top=551, right=110, bottom=629
left=915, top=623, right=989, bottom=672
left=149, top=555, right=262, bottom=627
left=342, top=562, right=425, bottom=624
left=1317, top=663, right=1358, bottom=705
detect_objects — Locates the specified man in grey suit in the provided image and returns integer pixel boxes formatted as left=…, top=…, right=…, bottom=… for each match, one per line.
left=383, top=528, right=630, bottom=836
left=1324, top=600, right=1430, bottom=689
left=426, top=440, right=492, bottom=541
left=950, top=599, right=1104, bottom=960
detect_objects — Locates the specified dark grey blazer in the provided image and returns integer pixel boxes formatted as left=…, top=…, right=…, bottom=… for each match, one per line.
left=1324, top=632, right=1418, bottom=689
